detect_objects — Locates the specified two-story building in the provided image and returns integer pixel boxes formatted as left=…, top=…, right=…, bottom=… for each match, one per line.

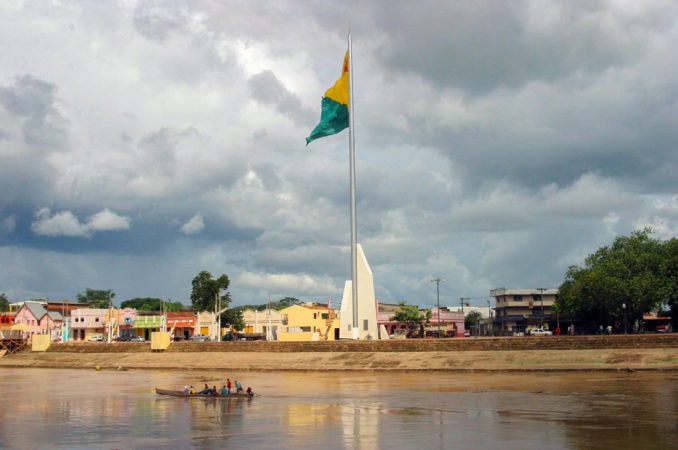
left=134, top=312, right=164, bottom=340
left=491, top=288, right=558, bottom=335
left=70, top=308, right=108, bottom=341
left=278, top=302, right=340, bottom=341
left=167, top=311, right=197, bottom=340
left=13, top=301, right=63, bottom=341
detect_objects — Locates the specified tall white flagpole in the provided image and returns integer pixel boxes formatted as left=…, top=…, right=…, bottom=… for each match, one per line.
left=348, top=33, right=359, bottom=338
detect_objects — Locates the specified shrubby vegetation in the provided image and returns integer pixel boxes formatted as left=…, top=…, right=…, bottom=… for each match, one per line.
left=76, top=288, right=115, bottom=309
left=120, top=297, right=185, bottom=312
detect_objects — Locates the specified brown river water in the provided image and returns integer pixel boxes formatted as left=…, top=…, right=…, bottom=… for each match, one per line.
left=0, top=368, right=676, bottom=449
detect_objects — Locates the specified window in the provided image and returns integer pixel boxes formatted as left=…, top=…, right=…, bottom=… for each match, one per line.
left=95, top=317, right=100, bottom=322
left=513, top=295, right=523, bottom=302
left=363, top=319, right=369, bottom=331
left=321, top=313, right=329, bottom=320
left=313, top=313, right=317, bottom=319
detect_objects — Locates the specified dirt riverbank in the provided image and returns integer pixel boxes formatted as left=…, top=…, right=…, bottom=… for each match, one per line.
left=1, top=347, right=677, bottom=372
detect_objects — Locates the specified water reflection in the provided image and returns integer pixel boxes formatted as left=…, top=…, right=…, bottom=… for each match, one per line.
left=0, top=369, right=675, bottom=449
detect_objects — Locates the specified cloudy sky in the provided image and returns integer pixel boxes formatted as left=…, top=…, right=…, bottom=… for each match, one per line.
left=1, top=1, right=676, bottom=309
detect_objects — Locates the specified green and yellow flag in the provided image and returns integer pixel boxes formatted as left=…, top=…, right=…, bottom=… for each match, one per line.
left=306, top=51, right=349, bottom=145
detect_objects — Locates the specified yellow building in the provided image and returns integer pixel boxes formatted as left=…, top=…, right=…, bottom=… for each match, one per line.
left=277, top=303, right=340, bottom=341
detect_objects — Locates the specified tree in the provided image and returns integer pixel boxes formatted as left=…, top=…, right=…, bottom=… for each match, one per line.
left=557, top=229, right=676, bottom=332
left=240, top=297, right=302, bottom=312
left=660, top=237, right=678, bottom=330
left=391, top=302, right=431, bottom=337
left=0, top=293, right=8, bottom=312
left=190, top=271, right=231, bottom=312
left=77, top=289, right=114, bottom=309
left=120, top=298, right=185, bottom=312
left=465, top=310, right=483, bottom=331
left=222, top=307, right=245, bottom=331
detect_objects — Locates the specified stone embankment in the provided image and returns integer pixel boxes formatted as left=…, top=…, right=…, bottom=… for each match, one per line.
left=1, top=334, right=676, bottom=372
left=42, top=333, right=678, bottom=353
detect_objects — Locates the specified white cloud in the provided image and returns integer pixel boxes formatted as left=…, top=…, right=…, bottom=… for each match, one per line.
left=88, top=209, right=131, bottom=232
left=180, top=214, right=205, bottom=234
left=31, top=208, right=90, bottom=237
left=31, top=208, right=130, bottom=237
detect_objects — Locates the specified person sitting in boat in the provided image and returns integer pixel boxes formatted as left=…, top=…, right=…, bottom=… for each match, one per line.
left=198, top=384, right=211, bottom=395
left=189, top=386, right=196, bottom=394
left=211, top=385, right=218, bottom=395
left=235, top=380, right=243, bottom=393
left=183, top=386, right=189, bottom=394
left=246, top=387, right=253, bottom=396
left=220, top=385, right=228, bottom=395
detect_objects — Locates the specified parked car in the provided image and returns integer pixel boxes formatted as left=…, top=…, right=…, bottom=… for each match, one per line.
left=88, top=335, right=104, bottom=342
left=113, top=335, right=130, bottom=342
left=190, top=334, right=210, bottom=342
left=129, top=336, right=145, bottom=342
left=530, top=328, right=553, bottom=336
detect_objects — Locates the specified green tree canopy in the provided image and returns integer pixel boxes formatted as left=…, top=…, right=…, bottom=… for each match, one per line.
left=190, top=271, right=231, bottom=312
left=222, top=307, right=245, bottom=331
left=464, top=310, right=483, bottom=330
left=240, top=296, right=302, bottom=311
left=76, top=289, right=114, bottom=309
left=0, top=293, right=8, bottom=312
left=120, top=297, right=185, bottom=312
left=558, top=229, right=677, bottom=332
left=391, top=302, right=431, bottom=336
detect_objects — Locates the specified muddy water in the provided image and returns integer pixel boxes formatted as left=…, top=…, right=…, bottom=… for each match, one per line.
left=0, top=369, right=675, bottom=449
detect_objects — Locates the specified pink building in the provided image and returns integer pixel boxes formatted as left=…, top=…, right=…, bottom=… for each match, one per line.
left=70, top=308, right=108, bottom=341
left=377, top=302, right=465, bottom=337
left=13, top=301, right=63, bottom=341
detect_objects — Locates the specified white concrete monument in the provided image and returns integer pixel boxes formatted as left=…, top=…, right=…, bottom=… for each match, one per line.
left=339, top=244, right=379, bottom=340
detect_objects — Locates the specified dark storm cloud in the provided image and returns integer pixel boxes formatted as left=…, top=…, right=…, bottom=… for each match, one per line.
left=248, top=70, right=315, bottom=126
left=0, top=75, right=68, bottom=150
left=373, top=1, right=664, bottom=95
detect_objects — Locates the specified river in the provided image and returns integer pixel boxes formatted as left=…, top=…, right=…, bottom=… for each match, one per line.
left=0, top=368, right=675, bottom=449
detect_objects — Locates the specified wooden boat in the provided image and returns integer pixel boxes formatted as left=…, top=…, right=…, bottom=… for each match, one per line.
left=155, top=388, right=256, bottom=398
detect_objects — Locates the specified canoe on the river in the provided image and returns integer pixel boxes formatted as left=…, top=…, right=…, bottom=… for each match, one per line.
left=155, top=388, right=256, bottom=398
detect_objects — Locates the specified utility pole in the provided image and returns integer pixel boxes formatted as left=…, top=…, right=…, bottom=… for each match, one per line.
left=538, top=288, right=545, bottom=327
left=431, top=278, right=443, bottom=337
left=486, top=299, right=493, bottom=336
left=459, top=297, right=470, bottom=313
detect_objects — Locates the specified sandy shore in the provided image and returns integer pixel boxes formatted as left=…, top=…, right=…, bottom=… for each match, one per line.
left=1, top=347, right=677, bottom=372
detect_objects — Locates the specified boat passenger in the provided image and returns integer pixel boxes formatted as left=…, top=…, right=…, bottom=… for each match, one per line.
left=226, top=378, right=232, bottom=394
left=246, top=387, right=252, bottom=396
left=220, top=385, right=228, bottom=395
left=183, top=386, right=189, bottom=394
left=235, top=380, right=243, bottom=393
left=211, top=386, right=218, bottom=395
left=198, top=384, right=211, bottom=395
left=189, top=386, right=196, bottom=394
